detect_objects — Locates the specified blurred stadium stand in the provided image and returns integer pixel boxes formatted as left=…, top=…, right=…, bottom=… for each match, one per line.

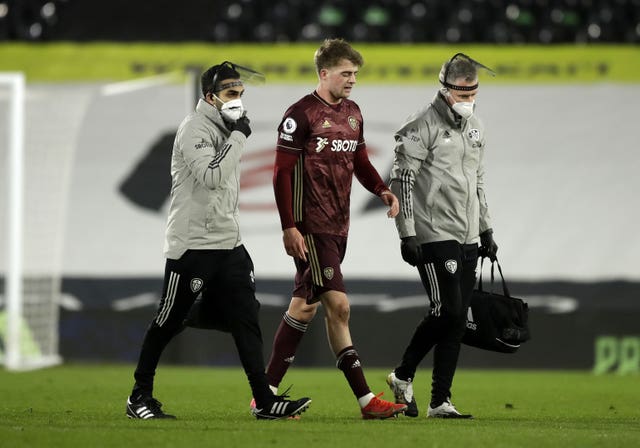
left=0, top=0, right=638, bottom=43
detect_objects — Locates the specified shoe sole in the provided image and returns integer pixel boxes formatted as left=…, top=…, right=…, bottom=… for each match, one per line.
left=361, top=404, right=408, bottom=420
left=126, top=406, right=177, bottom=420
left=427, top=413, right=473, bottom=419
left=250, top=410, right=300, bottom=420
left=126, top=400, right=177, bottom=420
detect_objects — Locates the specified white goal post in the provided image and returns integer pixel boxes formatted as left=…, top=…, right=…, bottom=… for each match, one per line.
left=1, top=72, right=62, bottom=370
left=0, top=70, right=193, bottom=371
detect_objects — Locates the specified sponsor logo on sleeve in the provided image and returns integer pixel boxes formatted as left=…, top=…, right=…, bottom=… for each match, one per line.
left=194, top=138, right=214, bottom=150
left=407, top=129, right=421, bottom=143
left=283, top=117, right=297, bottom=134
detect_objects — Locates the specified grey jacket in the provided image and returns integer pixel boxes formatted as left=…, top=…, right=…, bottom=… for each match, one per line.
left=389, top=92, right=492, bottom=245
left=163, top=99, right=246, bottom=259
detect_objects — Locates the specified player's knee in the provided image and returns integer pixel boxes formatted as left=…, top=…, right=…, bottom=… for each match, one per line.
left=438, top=295, right=465, bottom=321
left=326, top=300, right=350, bottom=324
left=150, top=319, right=185, bottom=337
left=288, top=300, right=318, bottom=323
left=443, top=306, right=465, bottom=322
left=298, top=305, right=318, bottom=322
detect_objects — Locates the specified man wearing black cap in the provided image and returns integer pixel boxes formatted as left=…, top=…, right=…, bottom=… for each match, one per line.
left=385, top=54, right=499, bottom=419
left=125, top=62, right=311, bottom=420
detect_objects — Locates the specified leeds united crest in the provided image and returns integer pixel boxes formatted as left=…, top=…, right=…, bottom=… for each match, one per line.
left=190, top=278, right=203, bottom=293
left=348, top=116, right=358, bottom=130
left=323, top=267, right=334, bottom=280
left=444, top=260, right=458, bottom=274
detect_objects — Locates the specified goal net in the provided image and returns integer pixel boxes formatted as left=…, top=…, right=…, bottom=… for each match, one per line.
left=0, top=71, right=189, bottom=370
left=0, top=72, right=84, bottom=370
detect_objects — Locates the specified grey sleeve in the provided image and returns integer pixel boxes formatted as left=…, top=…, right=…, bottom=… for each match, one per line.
left=389, top=119, right=430, bottom=238
left=477, top=138, right=493, bottom=232
left=180, top=122, right=246, bottom=190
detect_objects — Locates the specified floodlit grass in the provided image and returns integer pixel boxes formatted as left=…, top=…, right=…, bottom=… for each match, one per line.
left=0, top=365, right=638, bottom=447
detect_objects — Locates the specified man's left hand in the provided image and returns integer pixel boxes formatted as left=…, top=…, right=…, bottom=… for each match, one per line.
left=232, top=116, right=252, bottom=138
left=400, top=236, right=422, bottom=266
left=380, top=191, right=399, bottom=218
left=282, top=227, right=307, bottom=261
left=479, top=229, right=498, bottom=261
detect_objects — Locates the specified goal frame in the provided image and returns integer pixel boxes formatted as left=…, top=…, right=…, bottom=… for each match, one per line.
left=2, top=72, right=26, bottom=370
left=1, top=72, right=61, bottom=370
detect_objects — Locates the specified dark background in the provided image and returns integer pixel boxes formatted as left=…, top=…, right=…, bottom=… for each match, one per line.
left=1, top=0, right=638, bottom=43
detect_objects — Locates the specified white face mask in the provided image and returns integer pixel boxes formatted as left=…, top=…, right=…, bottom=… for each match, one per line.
left=218, top=98, right=245, bottom=122
left=452, top=101, right=474, bottom=119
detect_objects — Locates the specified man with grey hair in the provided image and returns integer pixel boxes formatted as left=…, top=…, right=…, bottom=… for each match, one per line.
left=386, top=53, right=499, bottom=419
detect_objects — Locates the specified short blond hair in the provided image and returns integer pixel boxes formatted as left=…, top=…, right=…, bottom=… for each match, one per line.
left=314, top=38, right=364, bottom=73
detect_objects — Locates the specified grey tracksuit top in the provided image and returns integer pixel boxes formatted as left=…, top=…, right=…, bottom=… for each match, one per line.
left=163, top=99, right=246, bottom=259
left=389, top=92, right=492, bottom=245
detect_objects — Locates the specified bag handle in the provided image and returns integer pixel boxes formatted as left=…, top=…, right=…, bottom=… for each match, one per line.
left=478, top=257, right=511, bottom=297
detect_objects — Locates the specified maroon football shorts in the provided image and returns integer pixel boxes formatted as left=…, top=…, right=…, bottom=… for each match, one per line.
left=292, top=233, right=347, bottom=304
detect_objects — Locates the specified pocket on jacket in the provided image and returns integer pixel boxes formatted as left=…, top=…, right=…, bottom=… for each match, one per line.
left=204, top=193, right=222, bottom=231
left=426, top=178, right=442, bottom=208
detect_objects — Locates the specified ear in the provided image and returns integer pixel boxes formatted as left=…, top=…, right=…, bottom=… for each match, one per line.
left=443, top=89, right=455, bottom=106
left=204, top=92, right=217, bottom=106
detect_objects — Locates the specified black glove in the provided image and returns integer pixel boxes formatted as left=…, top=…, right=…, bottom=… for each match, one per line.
left=232, top=116, right=251, bottom=138
left=479, top=229, right=498, bottom=261
left=400, top=236, right=422, bottom=267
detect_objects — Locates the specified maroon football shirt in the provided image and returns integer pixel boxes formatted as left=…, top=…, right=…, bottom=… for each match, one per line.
left=276, top=91, right=366, bottom=237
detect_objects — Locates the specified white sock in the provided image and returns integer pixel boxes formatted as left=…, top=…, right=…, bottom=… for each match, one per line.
left=269, top=385, right=278, bottom=395
left=358, top=392, right=376, bottom=408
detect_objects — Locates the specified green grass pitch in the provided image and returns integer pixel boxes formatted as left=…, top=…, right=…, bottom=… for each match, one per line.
left=0, top=365, right=638, bottom=447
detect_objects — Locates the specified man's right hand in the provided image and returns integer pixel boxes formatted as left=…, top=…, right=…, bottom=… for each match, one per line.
left=400, top=236, right=422, bottom=267
left=283, top=227, right=307, bottom=261
left=233, top=116, right=251, bottom=137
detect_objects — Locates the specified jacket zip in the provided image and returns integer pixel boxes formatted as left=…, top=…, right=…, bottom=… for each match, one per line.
left=461, top=120, right=473, bottom=243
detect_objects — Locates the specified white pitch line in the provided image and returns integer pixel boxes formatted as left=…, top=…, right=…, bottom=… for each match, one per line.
left=100, top=72, right=180, bottom=96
